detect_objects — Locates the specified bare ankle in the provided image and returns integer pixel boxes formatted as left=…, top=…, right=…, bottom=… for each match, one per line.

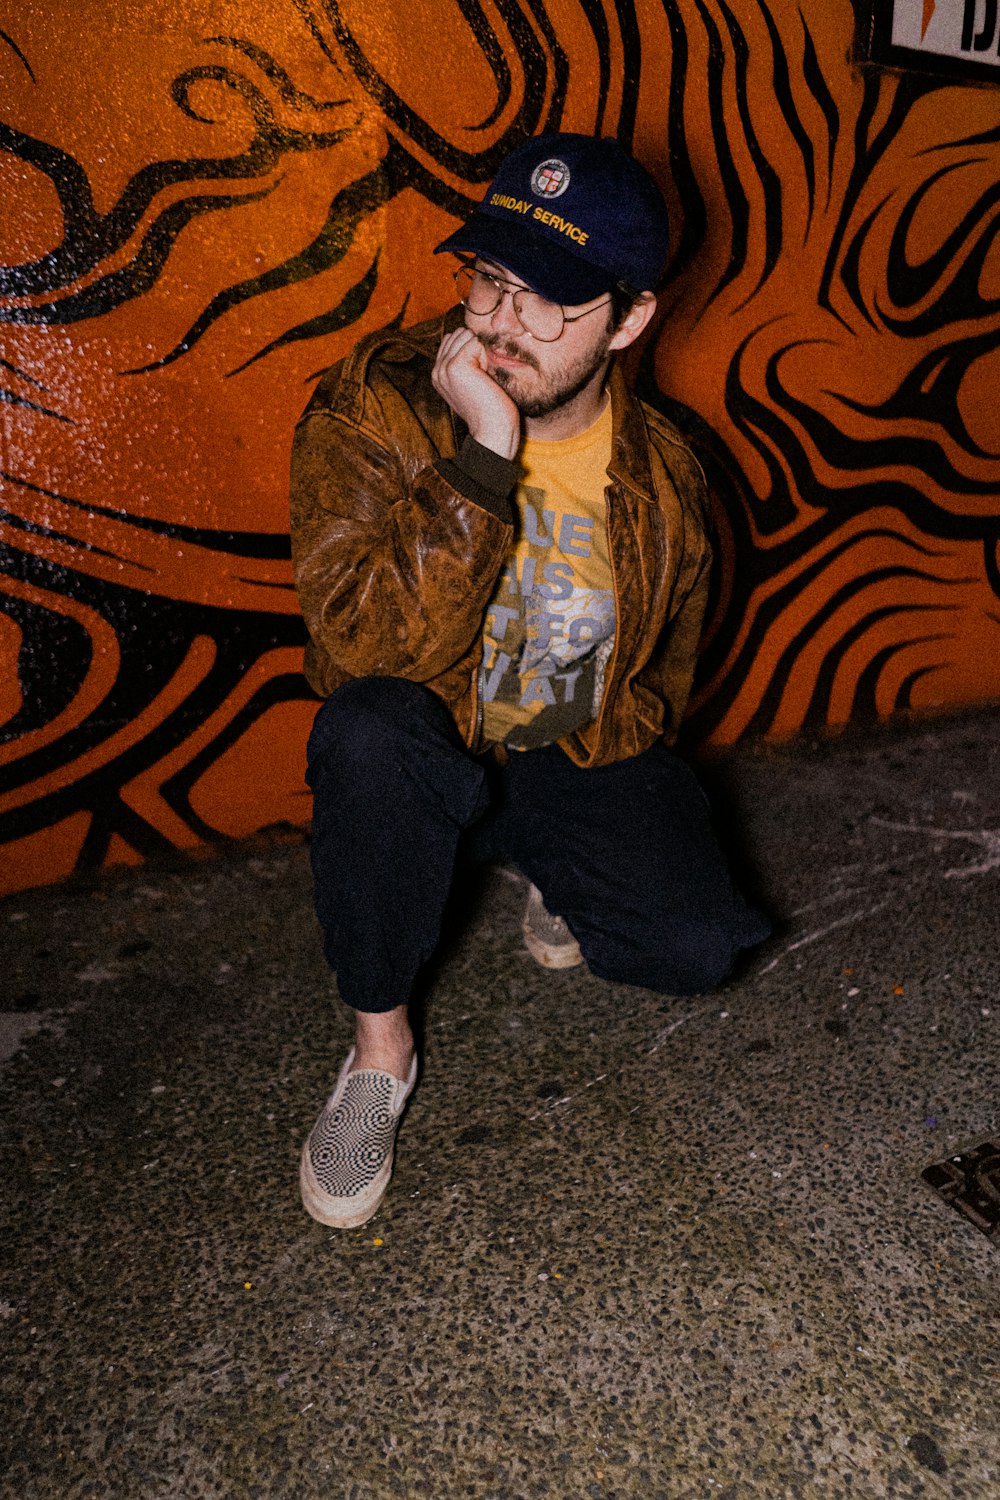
left=351, top=1005, right=414, bottom=1081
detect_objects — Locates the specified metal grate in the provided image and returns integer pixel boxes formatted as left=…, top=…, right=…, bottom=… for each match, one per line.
left=922, top=1139, right=1000, bottom=1241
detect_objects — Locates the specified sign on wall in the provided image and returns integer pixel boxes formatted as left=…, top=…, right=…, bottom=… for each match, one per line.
left=861, top=0, right=1000, bottom=83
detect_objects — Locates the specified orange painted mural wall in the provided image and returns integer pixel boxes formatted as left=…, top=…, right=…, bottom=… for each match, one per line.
left=2, top=0, right=999, bottom=896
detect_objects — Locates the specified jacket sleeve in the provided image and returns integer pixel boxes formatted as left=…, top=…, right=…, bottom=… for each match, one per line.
left=290, top=404, right=516, bottom=685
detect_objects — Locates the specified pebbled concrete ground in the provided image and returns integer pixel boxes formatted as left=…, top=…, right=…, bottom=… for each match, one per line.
left=2, top=707, right=998, bottom=1499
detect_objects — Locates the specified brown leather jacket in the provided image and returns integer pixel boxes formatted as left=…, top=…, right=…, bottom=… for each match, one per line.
left=290, top=311, right=713, bottom=767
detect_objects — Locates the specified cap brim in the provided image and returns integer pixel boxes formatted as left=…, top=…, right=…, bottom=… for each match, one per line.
left=434, top=211, right=615, bottom=306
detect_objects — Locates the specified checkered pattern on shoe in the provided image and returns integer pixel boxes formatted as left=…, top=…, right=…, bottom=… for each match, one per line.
left=307, top=1069, right=400, bottom=1199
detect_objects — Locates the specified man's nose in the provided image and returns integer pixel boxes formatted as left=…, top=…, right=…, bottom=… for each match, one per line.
left=489, top=289, right=525, bottom=338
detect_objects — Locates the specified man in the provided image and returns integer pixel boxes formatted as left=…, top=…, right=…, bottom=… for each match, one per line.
left=290, top=132, right=769, bottom=1229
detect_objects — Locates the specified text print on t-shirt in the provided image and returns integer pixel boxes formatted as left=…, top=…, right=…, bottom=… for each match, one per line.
left=481, top=484, right=615, bottom=750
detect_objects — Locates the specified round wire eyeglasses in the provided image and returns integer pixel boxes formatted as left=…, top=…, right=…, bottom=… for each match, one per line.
left=453, top=262, right=613, bottom=342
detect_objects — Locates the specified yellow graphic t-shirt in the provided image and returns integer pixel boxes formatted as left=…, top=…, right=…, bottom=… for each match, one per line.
left=481, top=401, right=615, bottom=750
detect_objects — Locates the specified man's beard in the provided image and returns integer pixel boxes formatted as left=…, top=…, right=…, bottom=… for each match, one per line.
left=477, top=331, right=613, bottom=419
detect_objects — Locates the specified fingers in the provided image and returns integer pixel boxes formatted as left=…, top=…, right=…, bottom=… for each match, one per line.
left=431, top=328, right=490, bottom=410
left=432, top=329, right=521, bottom=460
left=431, top=328, right=484, bottom=391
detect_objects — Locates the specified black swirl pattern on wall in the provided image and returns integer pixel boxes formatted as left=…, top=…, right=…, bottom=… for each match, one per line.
left=655, top=9, right=1000, bottom=740
left=0, top=1, right=599, bottom=882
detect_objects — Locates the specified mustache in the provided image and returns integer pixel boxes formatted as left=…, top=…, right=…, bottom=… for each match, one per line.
left=475, top=333, right=540, bottom=372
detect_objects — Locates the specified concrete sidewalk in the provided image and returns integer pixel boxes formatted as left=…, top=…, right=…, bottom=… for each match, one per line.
left=2, top=708, right=998, bottom=1499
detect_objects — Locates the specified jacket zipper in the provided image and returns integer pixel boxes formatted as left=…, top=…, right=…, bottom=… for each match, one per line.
left=469, top=640, right=484, bottom=750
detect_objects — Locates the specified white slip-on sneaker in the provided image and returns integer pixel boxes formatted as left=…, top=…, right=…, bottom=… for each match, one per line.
left=300, top=1047, right=418, bottom=1228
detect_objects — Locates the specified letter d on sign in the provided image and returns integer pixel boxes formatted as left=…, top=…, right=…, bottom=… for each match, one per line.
left=962, top=0, right=999, bottom=53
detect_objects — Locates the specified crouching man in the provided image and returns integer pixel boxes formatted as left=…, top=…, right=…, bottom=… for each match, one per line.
left=290, top=132, right=769, bottom=1228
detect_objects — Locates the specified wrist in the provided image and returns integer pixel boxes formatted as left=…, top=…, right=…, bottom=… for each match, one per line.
left=468, top=418, right=520, bottom=462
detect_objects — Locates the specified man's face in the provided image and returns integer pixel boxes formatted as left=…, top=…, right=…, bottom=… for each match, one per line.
left=463, top=259, right=616, bottom=419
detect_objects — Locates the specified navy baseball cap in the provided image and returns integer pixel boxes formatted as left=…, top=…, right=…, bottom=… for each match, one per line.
left=434, top=132, right=669, bottom=305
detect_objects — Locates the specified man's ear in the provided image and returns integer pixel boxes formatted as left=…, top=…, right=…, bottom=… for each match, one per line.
left=607, top=291, right=657, bottom=353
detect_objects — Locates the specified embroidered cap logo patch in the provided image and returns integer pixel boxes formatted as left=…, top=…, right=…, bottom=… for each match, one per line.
left=531, top=159, right=570, bottom=198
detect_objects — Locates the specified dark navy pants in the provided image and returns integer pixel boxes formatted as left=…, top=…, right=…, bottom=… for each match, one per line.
left=305, top=676, right=770, bottom=1012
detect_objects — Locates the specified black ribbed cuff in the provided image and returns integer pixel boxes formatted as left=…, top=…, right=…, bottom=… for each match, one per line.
left=434, top=435, right=518, bottom=524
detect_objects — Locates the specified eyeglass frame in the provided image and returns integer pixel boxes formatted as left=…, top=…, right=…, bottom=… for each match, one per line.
left=452, top=257, right=636, bottom=342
